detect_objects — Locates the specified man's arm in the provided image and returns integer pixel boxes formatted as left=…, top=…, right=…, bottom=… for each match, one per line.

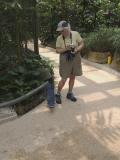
left=75, top=41, right=84, bottom=53
left=56, top=46, right=71, bottom=54
left=56, top=47, right=67, bottom=54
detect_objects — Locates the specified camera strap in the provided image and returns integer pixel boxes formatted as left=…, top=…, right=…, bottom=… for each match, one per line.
left=62, top=32, right=72, bottom=48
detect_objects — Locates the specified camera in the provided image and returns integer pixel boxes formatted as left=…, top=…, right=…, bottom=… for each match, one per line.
left=70, top=44, right=75, bottom=54
left=62, top=44, right=76, bottom=61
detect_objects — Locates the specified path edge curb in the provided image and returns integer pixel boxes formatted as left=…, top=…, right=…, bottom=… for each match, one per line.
left=82, top=58, right=120, bottom=77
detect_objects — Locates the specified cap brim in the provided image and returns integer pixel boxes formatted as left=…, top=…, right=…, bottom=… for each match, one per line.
left=56, top=27, right=70, bottom=32
left=56, top=27, right=63, bottom=31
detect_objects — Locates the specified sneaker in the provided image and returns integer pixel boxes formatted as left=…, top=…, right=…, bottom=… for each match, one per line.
left=66, top=93, right=77, bottom=102
left=55, top=94, right=62, bottom=104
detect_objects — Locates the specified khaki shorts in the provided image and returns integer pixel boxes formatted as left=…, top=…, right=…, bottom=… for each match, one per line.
left=59, top=53, right=83, bottom=79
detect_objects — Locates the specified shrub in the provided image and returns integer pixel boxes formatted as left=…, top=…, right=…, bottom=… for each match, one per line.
left=85, top=28, right=115, bottom=53
left=110, top=28, right=120, bottom=54
left=0, top=49, right=54, bottom=103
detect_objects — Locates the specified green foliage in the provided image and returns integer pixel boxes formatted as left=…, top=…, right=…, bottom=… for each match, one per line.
left=0, top=49, right=53, bottom=103
left=1, top=0, right=120, bottom=46
left=85, top=28, right=114, bottom=52
left=110, top=28, right=120, bottom=53
left=85, top=28, right=120, bottom=53
left=32, top=0, right=120, bottom=44
left=0, top=0, right=54, bottom=103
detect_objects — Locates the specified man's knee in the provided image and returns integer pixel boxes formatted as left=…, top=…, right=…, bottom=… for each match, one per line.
left=69, top=75, right=75, bottom=80
left=61, top=78, right=67, bottom=84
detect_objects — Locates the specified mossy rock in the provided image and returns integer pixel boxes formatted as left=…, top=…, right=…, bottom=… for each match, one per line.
left=87, top=51, right=110, bottom=64
left=111, top=61, right=120, bottom=71
left=111, top=53, right=120, bottom=71
left=14, top=90, right=46, bottom=116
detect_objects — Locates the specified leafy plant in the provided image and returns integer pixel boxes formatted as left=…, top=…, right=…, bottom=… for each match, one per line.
left=85, top=28, right=119, bottom=53
left=0, top=49, right=53, bottom=103
left=110, top=28, right=120, bottom=53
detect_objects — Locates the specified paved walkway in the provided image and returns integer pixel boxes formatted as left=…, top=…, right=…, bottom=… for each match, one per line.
left=0, top=46, right=120, bottom=160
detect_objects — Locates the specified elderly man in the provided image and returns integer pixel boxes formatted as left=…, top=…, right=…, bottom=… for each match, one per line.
left=55, top=20, right=84, bottom=104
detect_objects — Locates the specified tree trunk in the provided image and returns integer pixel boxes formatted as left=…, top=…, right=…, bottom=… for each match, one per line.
left=82, top=0, right=86, bottom=29
left=61, top=0, right=66, bottom=19
left=16, top=19, right=21, bottom=63
left=25, top=39, right=28, bottom=52
left=33, top=1, right=39, bottom=55
left=111, top=52, right=120, bottom=71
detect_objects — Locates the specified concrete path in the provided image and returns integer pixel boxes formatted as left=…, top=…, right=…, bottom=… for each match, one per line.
left=0, top=107, right=17, bottom=125
left=0, top=46, right=120, bottom=160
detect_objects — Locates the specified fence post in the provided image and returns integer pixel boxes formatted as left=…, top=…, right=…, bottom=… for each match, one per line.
left=46, top=78, right=55, bottom=108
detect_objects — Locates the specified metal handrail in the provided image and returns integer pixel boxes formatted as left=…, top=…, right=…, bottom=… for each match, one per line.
left=0, top=81, right=48, bottom=108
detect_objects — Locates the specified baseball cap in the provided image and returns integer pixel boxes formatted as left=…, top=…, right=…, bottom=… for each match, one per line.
left=56, top=20, right=70, bottom=31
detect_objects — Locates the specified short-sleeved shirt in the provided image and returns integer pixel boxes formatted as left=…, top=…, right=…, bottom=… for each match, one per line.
left=56, top=31, right=83, bottom=79
left=56, top=31, right=83, bottom=49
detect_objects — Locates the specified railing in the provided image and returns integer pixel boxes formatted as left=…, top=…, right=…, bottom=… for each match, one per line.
left=0, top=81, right=48, bottom=108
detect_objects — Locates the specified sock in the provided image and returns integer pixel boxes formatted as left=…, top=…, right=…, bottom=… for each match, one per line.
left=68, top=91, right=72, bottom=94
left=57, top=91, right=61, bottom=95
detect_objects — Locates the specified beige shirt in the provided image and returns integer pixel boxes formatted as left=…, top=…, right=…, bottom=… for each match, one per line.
left=56, top=31, right=83, bottom=49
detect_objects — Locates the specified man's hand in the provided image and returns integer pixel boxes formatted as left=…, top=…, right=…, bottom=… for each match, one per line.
left=74, top=41, right=84, bottom=53
left=74, top=47, right=78, bottom=53
left=66, top=45, right=71, bottom=51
